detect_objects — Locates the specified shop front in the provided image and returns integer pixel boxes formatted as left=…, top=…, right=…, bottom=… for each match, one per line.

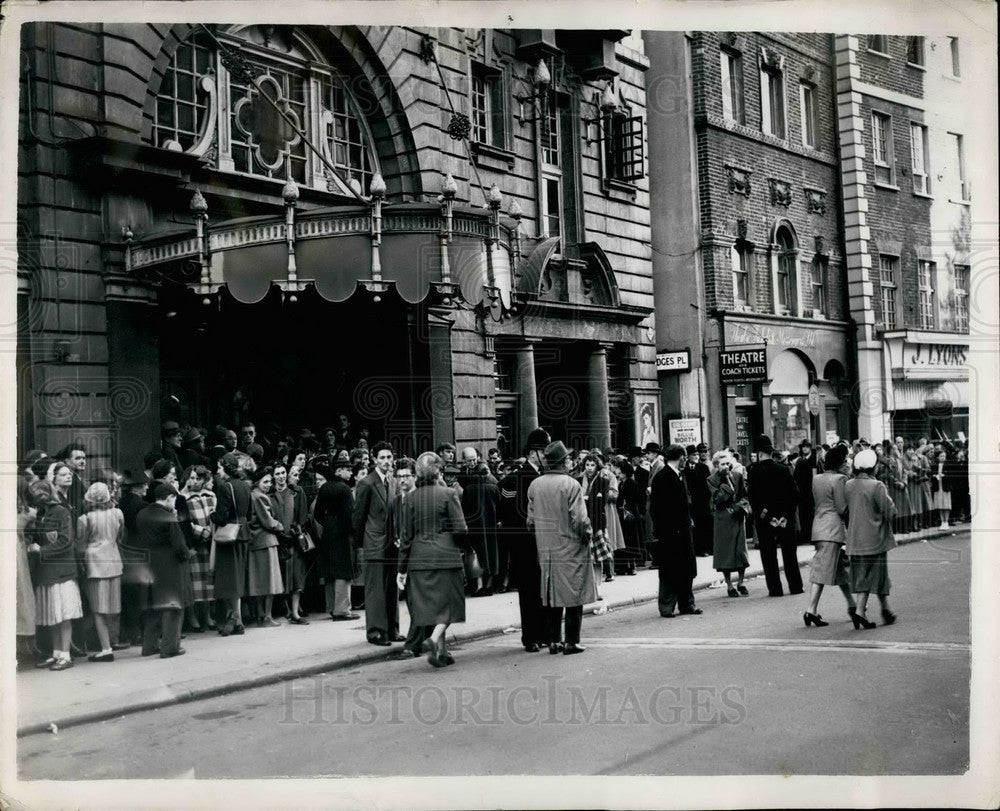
left=883, top=331, right=970, bottom=442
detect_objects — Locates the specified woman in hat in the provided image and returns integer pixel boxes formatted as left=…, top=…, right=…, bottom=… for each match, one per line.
left=577, top=452, right=615, bottom=583
left=845, top=448, right=897, bottom=629
left=75, top=482, right=125, bottom=661
left=247, top=466, right=286, bottom=627
left=210, top=452, right=253, bottom=636
left=609, top=458, right=643, bottom=576
left=179, top=465, right=217, bottom=631
left=26, top=478, right=83, bottom=670
left=396, top=452, right=469, bottom=667
left=803, top=444, right=858, bottom=627
left=706, top=450, right=750, bottom=597
left=592, top=449, right=627, bottom=574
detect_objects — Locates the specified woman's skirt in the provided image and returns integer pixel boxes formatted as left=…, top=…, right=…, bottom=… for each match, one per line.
left=810, top=542, right=850, bottom=586
left=85, top=576, right=122, bottom=614
left=591, top=531, right=614, bottom=567
left=713, top=518, right=750, bottom=573
left=34, top=579, right=84, bottom=627
left=247, top=546, right=284, bottom=597
left=604, top=504, right=625, bottom=552
left=920, top=483, right=934, bottom=513
left=189, top=544, right=214, bottom=602
left=284, top=549, right=307, bottom=593
left=213, top=542, right=247, bottom=600
left=849, top=552, right=891, bottom=595
left=934, top=489, right=952, bottom=511
left=407, top=568, right=466, bottom=625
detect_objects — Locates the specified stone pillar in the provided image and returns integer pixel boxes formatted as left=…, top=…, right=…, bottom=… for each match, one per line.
left=513, top=341, right=539, bottom=445
left=587, top=343, right=612, bottom=449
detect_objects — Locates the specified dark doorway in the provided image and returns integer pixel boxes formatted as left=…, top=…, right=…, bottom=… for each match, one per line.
left=533, top=339, right=591, bottom=449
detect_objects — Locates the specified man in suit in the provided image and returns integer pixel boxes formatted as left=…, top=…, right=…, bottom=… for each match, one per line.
left=627, top=446, right=650, bottom=564
left=387, top=458, right=428, bottom=659
left=747, top=434, right=803, bottom=596
left=59, top=442, right=88, bottom=518
left=650, top=444, right=702, bottom=618
left=643, top=442, right=664, bottom=566
left=684, top=443, right=713, bottom=557
left=352, top=441, right=402, bottom=646
left=792, top=439, right=819, bottom=544
left=498, top=428, right=550, bottom=652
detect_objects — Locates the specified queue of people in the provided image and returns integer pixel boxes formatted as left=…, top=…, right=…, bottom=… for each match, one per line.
left=15, top=419, right=971, bottom=672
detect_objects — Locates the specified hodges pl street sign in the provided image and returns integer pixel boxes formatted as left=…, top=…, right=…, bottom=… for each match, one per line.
left=719, top=347, right=768, bottom=385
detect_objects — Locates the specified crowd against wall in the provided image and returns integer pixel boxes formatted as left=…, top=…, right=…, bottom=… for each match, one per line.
left=15, top=411, right=971, bottom=671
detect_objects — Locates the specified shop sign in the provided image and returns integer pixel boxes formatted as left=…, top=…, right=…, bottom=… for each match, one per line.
left=807, top=384, right=821, bottom=415
left=668, top=418, right=702, bottom=446
left=656, top=349, right=691, bottom=373
left=903, top=342, right=968, bottom=379
left=730, top=322, right=817, bottom=350
left=719, top=347, right=767, bottom=385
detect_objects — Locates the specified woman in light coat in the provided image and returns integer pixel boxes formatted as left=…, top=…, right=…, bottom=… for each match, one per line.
left=845, top=449, right=897, bottom=629
left=247, top=467, right=285, bottom=626
left=803, top=444, right=857, bottom=627
left=76, top=482, right=124, bottom=661
left=707, top=450, right=751, bottom=597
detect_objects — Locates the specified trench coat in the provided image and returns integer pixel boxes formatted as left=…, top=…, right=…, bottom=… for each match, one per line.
left=706, top=469, right=750, bottom=572
left=135, top=502, right=193, bottom=610
left=527, top=471, right=597, bottom=608
left=314, top=478, right=356, bottom=581
left=844, top=473, right=897, bottom=556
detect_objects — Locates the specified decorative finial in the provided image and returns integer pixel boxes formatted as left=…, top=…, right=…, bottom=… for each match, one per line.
left=487, top=183, right=503, bottom=209
left=442, top=173, right=458, bottom=198
left=533, top=58, right=551, bottom=88
left=282, top=178, right=299, bottom=204
left=190, top=190, right=208, bottom=214
left=509, top=200, right=523, bottom=220
left=600, top=82, right=617, bottom=113
left=369, top=172, right=386, bottom=199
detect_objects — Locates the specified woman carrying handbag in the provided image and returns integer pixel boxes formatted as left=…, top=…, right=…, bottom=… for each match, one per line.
left=210, top=452, right=252, bottom=636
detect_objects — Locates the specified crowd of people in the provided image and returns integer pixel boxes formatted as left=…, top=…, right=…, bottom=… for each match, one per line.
left=14, top=413, right=971, bottom=671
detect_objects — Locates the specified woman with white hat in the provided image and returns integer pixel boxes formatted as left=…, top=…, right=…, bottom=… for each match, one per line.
left=76, top=482, right=125, bottom=661
left=844, top=448, right=897, bottom=629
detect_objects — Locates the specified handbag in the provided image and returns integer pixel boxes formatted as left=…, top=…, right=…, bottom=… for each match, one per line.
left=213, top=483, right=243, bottom=544
left=297, top=530, right=315, bottom=554
left=462, top=549, right=483, bottom=582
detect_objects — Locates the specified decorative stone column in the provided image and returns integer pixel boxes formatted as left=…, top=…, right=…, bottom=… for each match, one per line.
left=587, top=343, right=613, bottom=449
left=513, top=340, right=539, bottom=444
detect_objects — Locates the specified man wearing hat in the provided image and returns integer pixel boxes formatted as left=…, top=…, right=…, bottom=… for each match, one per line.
left=747, top=435, right=803, bottom=597
left=793, top=438, right=819, bottom=544
left=527, top=441, right=596, bottom=655
left=314, top=456, right=360, bottom=621
left=684, top=444, right=713, bottom=557
left=160, top=422, right=183, bottom=471
left=650, top=444, right=702, bottom=617
left=626, top=446, right=651, bottom=564
left=178, top=427, right=208, bottom=470
left=498, top=428, right=551, bottom=651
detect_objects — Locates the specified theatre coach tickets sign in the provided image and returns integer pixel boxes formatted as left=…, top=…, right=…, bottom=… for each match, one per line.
left=719, top=346, right=768, bottom=385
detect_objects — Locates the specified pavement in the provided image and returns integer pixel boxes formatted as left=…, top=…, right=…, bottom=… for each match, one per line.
left=14, top=524, right=964, bottom=737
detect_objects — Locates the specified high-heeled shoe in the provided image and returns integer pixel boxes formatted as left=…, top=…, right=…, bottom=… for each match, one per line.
left=881, top=609, right=897, bottom=626
left=850, top=611, right=877, bottom=630
left=803, top=612, right=829, bottom=627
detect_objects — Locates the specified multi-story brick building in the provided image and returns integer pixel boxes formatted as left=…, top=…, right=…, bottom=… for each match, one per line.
left=835, top=34, right=973, bottom=441
left=645, top=31, right=850, bottom=459
left=16, top=24, right=656, bottom=471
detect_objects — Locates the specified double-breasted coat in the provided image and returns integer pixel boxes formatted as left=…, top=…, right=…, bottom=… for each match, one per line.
left=313, top=478, right=356, bottom=582
left=649, top=465, right=698, bottom=588
left=527, top=471, right=596, bottom=608
left=135, top=502, right=192, bottom=610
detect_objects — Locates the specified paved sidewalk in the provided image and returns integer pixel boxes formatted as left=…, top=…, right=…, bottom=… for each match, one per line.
left=15, top=526, right=958, bottom=736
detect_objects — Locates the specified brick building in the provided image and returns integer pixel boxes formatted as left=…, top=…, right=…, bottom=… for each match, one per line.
left=16, top=24, right=657, bottom=471
left=645, top=31, right=850, bottom=459
left=835, top=34, right=973, bottom=442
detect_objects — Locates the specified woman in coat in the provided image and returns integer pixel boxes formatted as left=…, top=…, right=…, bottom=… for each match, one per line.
left=845, top=449, right=897, bottom=629
left=179, top=465, right=217, bottom=631
left=396, top=452, right=469, bottom=667
left=313, top=458, right=359, bottom=620
left=247, top=467, right=285, bottom=626
left=610, top=459, right=642, bottom=576
left=803, top=444, right=857, bottom=627
left=577, top=453, right=614, bottom=583
left=460, top=462, right=500, bottom=596
left=136, top=483, right=193, bottom=657
left=26, top=478, right=83, bottom=671
left=270, top=462, right=309, bottom=624
left=706, top=451, right=750, bottom=597
left=210, top=452, right=252, bottom=636
left=932, top=449, right=953, bottom=528
left=75, top=482, right=124, bottom=661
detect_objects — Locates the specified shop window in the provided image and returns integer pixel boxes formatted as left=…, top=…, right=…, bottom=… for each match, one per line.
left=868, top=35, right=889, bottom=55
left=811, top=256, right=827, bottom=317
left=918, top=260, right=936, bottom=329
left=906, top=36, right=925, bottom=67
left=720, top=48, right=745, bottom=124
left=953, top=263, right=969, bottom=332
left=879, top=254, right=899, bottom=330
left=799, top=82, right=818, bottom=148
left=760, top=64, right=786, bottom=139
left=471, top=63, right=508, bottom=150
left=910, top=122, right=930, bottom=195
left=871, top=111, right=894, bottom=186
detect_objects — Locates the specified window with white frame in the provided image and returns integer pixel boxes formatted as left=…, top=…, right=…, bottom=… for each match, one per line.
left=760, top=65, right=786, bottom=139
left=811, top=256, right=827, bottom=317
left=471, top=63, right=507, bottom=150
left=910, top=122, right=930, bottom=195
left=730, top=242, right=752, bottom=309
left=949, top=37, right=961, bottom=76
left=947, top=132, right=969, bottom=201
left=879, top=255, right=898, bottom=329
left=799, top=82, right=818, bottom=148
left=720, top=48, right=745, bottom=124
left=918, top=260, right=935, bottom=329
left=906, top=36, right=925, bottom=66
left=774, top=227, right=797, bottom=314
left=868, top=35, right=889, bottom=55
left=540, top=82, right=562, bottom=241
left=152, top=28, right=378, bottom=195
left=953, top=263, right=969, bottom=332
left=871, top=111, right=894, bottom=185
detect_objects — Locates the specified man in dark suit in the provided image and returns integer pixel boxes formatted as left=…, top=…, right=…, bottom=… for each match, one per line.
left=59, top=442, right=88, bottom=518
left=386, top=458, right=428, bottom=659
left=747, top=435, right=803, bottom=596
left=352, top=441, right=401, bottom=646
left=684, top=443, right=713, bottom=557
left=792, top=439, right=818, bottom=544
left=649, top=443, right=702, bottom=618
left=627, top=446, right=650, bottom=564
left=498, top=428, right=550, bottom=652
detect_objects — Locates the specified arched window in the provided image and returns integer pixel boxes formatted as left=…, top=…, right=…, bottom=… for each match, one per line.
left=152, top=26, right=377, bottom=195
left=773, top=225, right=799, bottom=315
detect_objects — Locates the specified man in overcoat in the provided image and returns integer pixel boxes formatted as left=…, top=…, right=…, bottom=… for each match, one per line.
left=313, top=458, right=359, bottom=620
left=793, top=439, right=819, bottom=544
left=650, top=444, right=702, bottom=617
left=527, top=441, right=595, bottom=655
left=684, top=443, right=713, bottom=557
left=459, top=448, right=500, bottom=596
left=498, top=428, right=550, bottom=652
left=352, top=441, right=401, bottom=646
left=747, top=435, right=803, bottom=596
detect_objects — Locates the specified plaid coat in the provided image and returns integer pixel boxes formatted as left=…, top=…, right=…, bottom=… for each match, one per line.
left=184, top=488, right=217, bottom=602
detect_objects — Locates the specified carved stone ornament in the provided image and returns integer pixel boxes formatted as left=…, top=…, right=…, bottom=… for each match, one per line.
left=760, top=46, right=785, bottom=71
left=724, top=32, right=740, bottom=48
left=804, top=187, right=826, bottom=215
left=736, top=218, right=748, bottom=240
left=802, top=64, right=817, bottom=82
left=726, top=165, right=752, bottom=197
left=769, top=178, right=792, bottom=208
left=814, top=235, right=826, bottom=255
